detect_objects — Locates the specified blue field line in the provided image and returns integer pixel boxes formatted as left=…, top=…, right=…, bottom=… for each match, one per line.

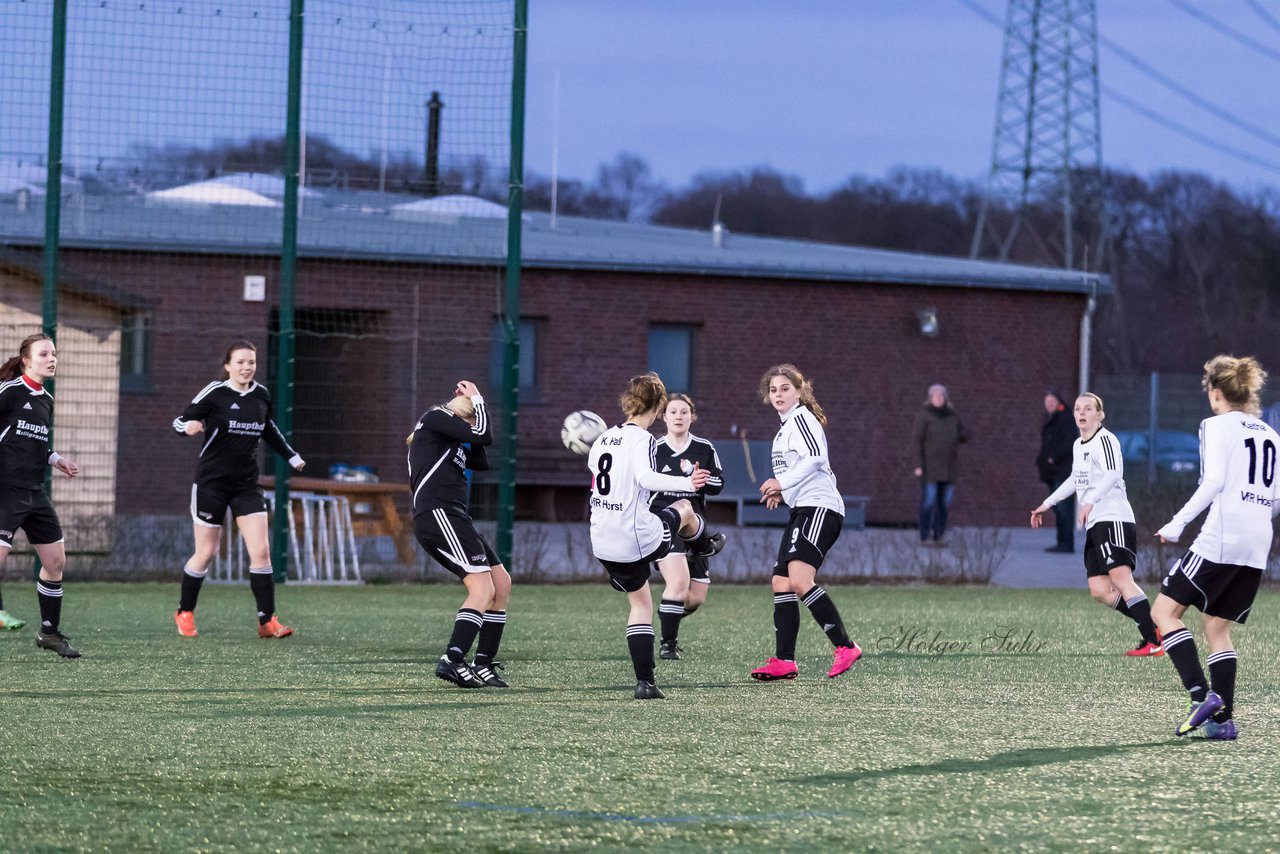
left=457, top=801, right=841, bottom=825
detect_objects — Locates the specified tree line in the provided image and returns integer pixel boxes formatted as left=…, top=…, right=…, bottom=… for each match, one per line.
left=124, top=138, right=1280, bottom=376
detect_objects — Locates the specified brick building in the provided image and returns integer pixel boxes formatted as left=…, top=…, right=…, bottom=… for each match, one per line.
left=0, top=183, right=1107, bottom=534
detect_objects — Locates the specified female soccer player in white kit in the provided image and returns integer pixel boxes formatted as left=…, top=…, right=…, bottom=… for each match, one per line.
left=1153, top=356, right=1280, bottom=740
left=1031, top=393, right=1161, bottom=656
left=588, top=373, right=718, bottom=700
left=750, top=364, right=861, bottom=682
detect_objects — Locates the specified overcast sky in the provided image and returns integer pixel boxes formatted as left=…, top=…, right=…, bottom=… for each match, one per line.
left=524, top=0, right=1280, bottom=196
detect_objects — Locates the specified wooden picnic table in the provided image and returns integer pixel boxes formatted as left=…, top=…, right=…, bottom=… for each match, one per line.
left=260, top=476, right=414, bottom=564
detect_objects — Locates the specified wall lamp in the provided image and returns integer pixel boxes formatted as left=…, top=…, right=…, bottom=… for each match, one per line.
left=917, top=307, right=939, bottom=337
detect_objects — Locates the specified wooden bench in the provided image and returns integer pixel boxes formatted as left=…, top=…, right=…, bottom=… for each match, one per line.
left=708, top=438, right=868, bottom=529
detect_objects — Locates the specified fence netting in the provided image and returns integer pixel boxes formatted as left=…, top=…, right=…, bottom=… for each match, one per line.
left=0, top=0, right=515, bottom=573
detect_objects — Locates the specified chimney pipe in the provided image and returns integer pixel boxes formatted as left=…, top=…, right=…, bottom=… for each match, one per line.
left=425, top=91, right=443, bottom=197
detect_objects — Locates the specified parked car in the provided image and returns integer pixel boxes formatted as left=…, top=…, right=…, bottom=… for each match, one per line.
left=1113, top=429, right=1200, bottom=474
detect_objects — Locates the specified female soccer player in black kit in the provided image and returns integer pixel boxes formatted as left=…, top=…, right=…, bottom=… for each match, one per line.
left=0, top=333, right=82, bottom=657
left=172, top=341, right=305, bottom=639
left=650, top=393, right=724, bottom=660
left=409, top=379, right=512, bottom=689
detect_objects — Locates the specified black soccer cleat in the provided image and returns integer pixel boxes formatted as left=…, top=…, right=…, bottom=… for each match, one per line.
left=435, top=655, right=485, bottom=688
left=35, top=630, right=80, bottom=659
left=658, top=640, right=682, bottom=661
left=634, top=680, right=666, bottom=700
left=691, top=531, right=726, bottom=559
left=471, top=661, right=509, bottom=688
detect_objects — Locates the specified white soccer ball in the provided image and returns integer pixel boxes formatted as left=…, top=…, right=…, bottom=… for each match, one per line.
left=561, top=409, right=607, bottom=456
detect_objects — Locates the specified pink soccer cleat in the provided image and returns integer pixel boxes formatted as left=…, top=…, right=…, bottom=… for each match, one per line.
left=827, top=643, right=863, bottom=678
left=750, top=657, right=799, bottom=681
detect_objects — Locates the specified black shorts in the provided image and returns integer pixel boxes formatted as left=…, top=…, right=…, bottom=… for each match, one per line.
left=1160, top=551, right=1261, bottom=624
left=191, top=482, right=267, bottom=527
left=414, top=507, right=498, bottom=580
left=688, top=553, right=711, bottom=583
left=773, top=506, right=843, bottom=576
left=0, top=485, right=63, bottom=548
left=599, top=507, right=680, bottom=593
left=1083, top=521, right=1137, bottom=577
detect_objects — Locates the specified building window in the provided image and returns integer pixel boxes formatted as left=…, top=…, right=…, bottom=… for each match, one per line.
left=120, top=310, right=153, bottom=390
left=648, top=324, right=695, bottom=393
left=490, top=317, right=540, bottom=398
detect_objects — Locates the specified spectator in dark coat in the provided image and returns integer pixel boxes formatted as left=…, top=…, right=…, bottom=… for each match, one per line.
left=913, top=384, right=969, bottom=546
left=1037, top=391, right=1078, bottom=553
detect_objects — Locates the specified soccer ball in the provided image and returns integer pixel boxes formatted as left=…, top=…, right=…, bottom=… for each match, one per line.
left=561, top=410, right=607, bottom=455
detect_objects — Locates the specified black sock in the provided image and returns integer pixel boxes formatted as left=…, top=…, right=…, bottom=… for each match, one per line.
left=36, top=578, right=63, bottom=634
left=682, top=601, right=700, bottom=619
left=773, top=592, right=800, bottom=660
left=249, top=568, right=275, bottom=624
left=1162, top=627, right=1208, bottom=701
left=801, top=585, right=852, bottom=647
left=626, top=623, right=656, bottom=683
left=658, top=598, right=685, bottom=644
left=473, top=610, right=507, bottom=666
left=1123, top=594, right=1159, bottom=645
left=682, top=515, right=717, bottom=553
left=445, top=608, right=483, bottom=663
left=1207, top=649, right=1238, bottom=721
left=178, top=565, right=206, bottom=613
left=1111, top=593, right=1131, bottom=616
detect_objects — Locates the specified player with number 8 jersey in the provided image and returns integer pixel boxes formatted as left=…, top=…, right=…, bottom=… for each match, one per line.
left=588, top=372, right=720, bottom=699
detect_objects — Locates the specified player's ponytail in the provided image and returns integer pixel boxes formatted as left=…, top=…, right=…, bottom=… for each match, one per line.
left=620, top=372, right=667, bottom=418
left=759, top=363, right=827, bottom=425
left=1203, top=354, right=1266, bottom=416
left=220, top=340, right=257, bottom=380
left=0, top=333, right=53, bottom=382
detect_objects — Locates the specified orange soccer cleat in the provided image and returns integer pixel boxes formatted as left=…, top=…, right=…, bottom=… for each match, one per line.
left=174, top=610, right=198, bottom=637
left=258, top=616, right=294, bottom=639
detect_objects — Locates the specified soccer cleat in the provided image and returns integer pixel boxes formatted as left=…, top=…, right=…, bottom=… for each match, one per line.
left=659, top=640, right=682, bottom=660
left=0, top=609, right=26, bottom=631
left=827, top=643, right=863, bottom=678
left=750, top=657, right=799, bottom=681
left=436, top=656, right=486, bottom=688
left=1200, top=719, right=1239, bottom=741
left=691, top=531, right=727, bottom=559
left=471, top=661, right=509, bottom=688
left=1176, top=691, right=1225, bottom=737
left=257, top=616, right=294, bottom=638
left=634, top=680, right=666, bottom=700
left=35, top=629, right=80, bottom=658
left=1124, top=640, right=1163, bottom=657
left=174, top=610, right=198, bottom=638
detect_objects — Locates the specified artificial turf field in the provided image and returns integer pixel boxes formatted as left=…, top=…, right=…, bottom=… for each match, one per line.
left=2, top=583, right=1280, bottom=852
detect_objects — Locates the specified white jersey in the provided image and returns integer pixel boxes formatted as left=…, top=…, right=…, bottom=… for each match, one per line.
left=1158, top=412, right=1280, bottom=568
left=771, top=404, right=843, bottom=514
left=1044, top=427, right=1135, bottom=527
left=589, top=422, right=697, bottom=563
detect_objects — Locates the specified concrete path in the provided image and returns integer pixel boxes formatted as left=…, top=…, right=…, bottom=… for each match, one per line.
left=988, top=527, right=1086, bottom=589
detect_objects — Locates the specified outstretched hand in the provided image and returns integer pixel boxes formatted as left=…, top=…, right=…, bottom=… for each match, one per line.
left=759, top=477, right=782, bottom=510
left=690, top=463, right=711, bottom=491
left=54, top=456, right=79, bottom=478
left=1029, top=507, right=1046, bottom=528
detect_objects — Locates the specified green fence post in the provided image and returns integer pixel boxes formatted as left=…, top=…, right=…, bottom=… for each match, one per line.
left=36, top=0, right=68, bottom=581
left=272, top=0, right=305, bottom=584
left=496, top=0, right=528, bottom=568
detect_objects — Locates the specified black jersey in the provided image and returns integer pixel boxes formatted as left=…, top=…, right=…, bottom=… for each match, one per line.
left=173, top=380, right=299, bottom=486
left=650, top=434, right=724, bottom=514
left=0, top=376, right=55, bottom=490
left=408, top=397, right=492, bottom=516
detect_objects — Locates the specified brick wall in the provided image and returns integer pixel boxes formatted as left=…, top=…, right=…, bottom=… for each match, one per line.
left=65, top=249, right=1082, bottom=527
